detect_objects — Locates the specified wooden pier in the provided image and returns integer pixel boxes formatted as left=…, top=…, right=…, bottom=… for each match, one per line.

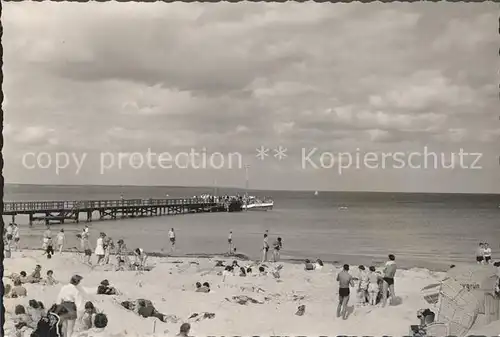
left=3, top=198, right=243, bottom=227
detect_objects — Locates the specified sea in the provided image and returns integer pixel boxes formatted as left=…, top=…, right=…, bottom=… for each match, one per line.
left=3, top=184, right=500, bottom=271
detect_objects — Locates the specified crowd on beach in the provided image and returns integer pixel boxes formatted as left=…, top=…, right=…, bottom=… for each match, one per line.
left=3, top=220, right=498, bottom=337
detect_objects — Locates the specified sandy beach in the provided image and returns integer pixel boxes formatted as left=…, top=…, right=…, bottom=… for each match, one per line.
left=4, top=249, right=487, bottom=337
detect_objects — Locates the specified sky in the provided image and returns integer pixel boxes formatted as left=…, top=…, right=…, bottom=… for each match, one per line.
left=3, top=2, right=499, bottom=193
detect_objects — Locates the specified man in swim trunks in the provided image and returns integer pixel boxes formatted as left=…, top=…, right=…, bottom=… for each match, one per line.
left=336, top=264, right=354, bottom=319
left=382, top=254, right=397, bottom=307
left=262, top=234, right=269, bottom=263
left=476, top=243, right=485, bottom=264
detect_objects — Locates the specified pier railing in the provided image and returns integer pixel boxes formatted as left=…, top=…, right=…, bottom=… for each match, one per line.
left=3, top=198, right=221, bottom=212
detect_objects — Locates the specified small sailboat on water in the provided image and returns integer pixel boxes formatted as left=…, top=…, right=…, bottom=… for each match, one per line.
left=314, top=191, right=319, bottom=196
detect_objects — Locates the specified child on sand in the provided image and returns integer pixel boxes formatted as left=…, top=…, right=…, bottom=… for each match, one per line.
left=357, top=265, right=369, bottom=306
left=44, top=270, right=58, bottom=286
left=476, top=243, right=485, bottom=264
left=56, top=229, right=65, bottom=254
left=169, top=228, right=176, bottom=252
left=177, top=323, right=191, bottom=337
left=81, top=301, right=97, bottom=330
left=26, top=265, right=42, bottom=284
left=10, top=279, right=27, bottom=298
left=337, top=264, right=354, bottom=320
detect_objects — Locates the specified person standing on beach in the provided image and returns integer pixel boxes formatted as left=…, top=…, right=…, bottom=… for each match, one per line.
left=42, top=226, right=52, bottom=251
left=169, top=228, right=176, bottom=253
left=476, top=243, right=485, bottom=264
left=56, top=229, right=65, bottom=254
left=382, top=254, right=397, bottom=307
left=262, top=234, right=270, bottom=263
left=357, top=265, right=369, bottom=306
left=272, top=237, right=283, bottom=262
left=367, top=266, right=381, bottom=305
left=336, top=264, right=354, bottom=319
left=81, top=229, right=93, bottom=265
left=484, top=243, right=492, bottom=264
left=95, top=233, right=106, bottom=265
left=12, top=223, right=20, bottom=251
left=103, top=236, right=113, bottom=264
left=228, top=231, right=234, bottom=255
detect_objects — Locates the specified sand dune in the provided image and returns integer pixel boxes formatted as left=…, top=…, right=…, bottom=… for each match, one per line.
left=2, top=250, right=463, bottom=336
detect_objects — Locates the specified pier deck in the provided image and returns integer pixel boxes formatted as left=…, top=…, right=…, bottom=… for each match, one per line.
left=3, top=198, right=242, bottom=227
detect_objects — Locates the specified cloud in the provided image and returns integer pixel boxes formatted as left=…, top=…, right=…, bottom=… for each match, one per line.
left=3, top=2, right=498, bottom=192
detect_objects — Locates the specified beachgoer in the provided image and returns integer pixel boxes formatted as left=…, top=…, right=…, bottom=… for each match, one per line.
left=315, top=259, right=324, bottom=270
left=95, top=233, right=106, bottom=265
left=272, top=237, right=283, bottom=262
left=336, top=264, right=354, bottom=319
left=103, top=236, right=113, bottom=264
left=357, top=265, right=369, bottom=306
left=262, top=234, right=269, bottom=263
left=115, top=239, right=127, bottom=261
left=97, top=279, right=117, bottom=295
left=45, top=234, right=54, bottom=258
left=177, top=323, right=191, bottom=337
left=85, top=313, right=108, bottom=336
left=14, top=305, right=36, bottom=329
left=81, top=301, right=97, bottom=330
left=304, top=259, right=315, bottom=271
left=26, top=265, right=42, bottom=284
left=14, top=320, right=34, bottom=337
left=4, top=234, right=12, bottom=258
left=134, top=248, right=148, bottom=270
left=367, top=266, right=381, bottom=305
left=196, top=282, right=210, bottom=293
left=81, top=230, right=92, bottom=265
left=56, top=229, right=65, bottom=254
left=222, top=266, right=233, bottom=282
left=10, top=278, right=27, bottom=298
left=476, top=243, right=485, bottom=264
left=382, top=254, right=397, bottom=307
left=31, top=304, right=62, bottom=337
left=228, top=231, right=233, bottom=255
left=12, top=222, right=20, bottom=251
left=169, top=228, right=176, bottom=252
left=42, top=226, right=52, bottom=251
left=56, top=275, right=85, bottom=337
left=484, top=243, right=492, bottom=264
left=44, top=270, right=58, bottom=286
left=239, top=267, right=247, bottom=277
left=28, top=299, right=44, bottom=324
left=134, top=299, right=168, bottom=322
left=6, top=222, right=14, bottom=244
left=18, top=271, right=28, bottom=283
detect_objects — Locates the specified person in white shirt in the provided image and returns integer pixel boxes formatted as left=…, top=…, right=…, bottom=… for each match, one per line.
left=483, top=243, right=492, bottom=264
left=227, top=231, right=233, bottom=255
left=57, top=229, right=65, bottom=254
left=168, top=228, right=176, bottom=253
left=56, top=275, right=85, bottom=337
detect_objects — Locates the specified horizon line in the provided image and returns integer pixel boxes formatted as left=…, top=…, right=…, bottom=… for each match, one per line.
left=4, top=182, right=500, bottom=196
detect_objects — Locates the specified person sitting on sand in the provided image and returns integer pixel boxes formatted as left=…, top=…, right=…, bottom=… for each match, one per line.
left=177, top=323, right=192, bottom=337
left=43, top=270, right=58, bottom=286
left=10, top=279, right=27, bottom=298
left=133, top=248, right=148, bottom=270
left=304, top=259, right=315, bottom=271
left=13, top=320, right=34, bottom=337
left=239, top=267, right=247, bottom=277
left=337, top=264, right=354, bottom=320
left=484, top=243, right=492, bottom=264
left=56, top=229, right=65, bottom=254
left=476, top=243, right=485, bottom=264
left=75, top=313, right=108, bottom=337
left=17, top=271, right=28, bottom=283
left=246, top=267, right=252, bottom=274
left=26, top=265, right=42, bottom=284
left=115, top=257, right=131, bottom=271
left=5, top=283, right=12, bottom=297
left=196, top=282, right=210, bottom=293
left=367, top=266, right=381, bottom=305
left=14, top=305, right=36, bottom=329
left=97, top=279, right=117, bottom=295
left=122, top=299, right=168, bottom=322
left=262, top=234, right=270, bottom=263
left=272, top=237, right=283, bottom=262
left=30, top=304, right=62, bottom=337
left=357, top=265, right=369, bottom=306
left=315, top=259, right=324, bottom=270
left=28, top=300, right=45, bottom=324
left=81, top=301, right=97, bottom=330
left=259, top=266, right=267, bottom=276
left=382, top=254, right=397, bottom=307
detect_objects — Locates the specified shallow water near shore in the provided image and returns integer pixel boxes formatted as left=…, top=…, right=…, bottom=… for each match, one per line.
left=4, top=184, right=500, bottom=271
